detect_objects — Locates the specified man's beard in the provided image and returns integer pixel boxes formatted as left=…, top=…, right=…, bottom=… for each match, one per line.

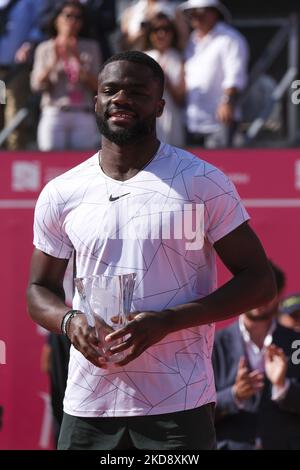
left=96, top=112, right=155, bottom=145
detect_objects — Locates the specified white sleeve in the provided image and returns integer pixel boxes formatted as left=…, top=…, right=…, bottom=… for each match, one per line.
left=272, top=379, right=290, bottom=402
left=33, top=182, right=73, bottom=259
left=194, top=166, right=250, bottom=245
left=221, top=33, right=249, bottom=91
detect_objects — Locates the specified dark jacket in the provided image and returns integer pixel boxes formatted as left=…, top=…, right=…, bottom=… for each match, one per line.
left=212, top=321, right=300, bottom=450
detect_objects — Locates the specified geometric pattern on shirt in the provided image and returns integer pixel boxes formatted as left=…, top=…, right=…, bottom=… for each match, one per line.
left=68, top=324, right=215, bottom=416
left=33, top=142, right=248, bottom=416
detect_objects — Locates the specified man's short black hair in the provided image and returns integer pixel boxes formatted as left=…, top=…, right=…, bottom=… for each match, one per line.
left=99, top=50, right=165, bottom=97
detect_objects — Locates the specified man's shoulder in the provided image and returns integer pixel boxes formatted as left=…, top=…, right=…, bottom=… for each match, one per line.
left=217, top=22, right=247, bottom=45
left=165, top=144, right=233, bottom=190
left=52, top=153, right=98, bottom=182
left=165, top=143, right=222, bottom=174
left=41, top=153, right=98, bottom=199
left=165, top=143, right=199, bottom=163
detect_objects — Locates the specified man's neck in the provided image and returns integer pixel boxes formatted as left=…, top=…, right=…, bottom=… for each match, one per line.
left=100, top=136, right=160, bottom=181
left=242, top=315, right=274, bottom=349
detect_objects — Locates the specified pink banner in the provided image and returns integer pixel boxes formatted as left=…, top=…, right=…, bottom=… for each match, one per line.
left=0, top=148, right=300, bottom=449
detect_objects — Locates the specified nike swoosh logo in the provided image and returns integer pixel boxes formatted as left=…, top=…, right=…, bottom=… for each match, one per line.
left=109, top=192, right=130, bottom=202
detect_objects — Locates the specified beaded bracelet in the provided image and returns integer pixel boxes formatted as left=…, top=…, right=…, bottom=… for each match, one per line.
left=61, top=310, right=82, bottom=338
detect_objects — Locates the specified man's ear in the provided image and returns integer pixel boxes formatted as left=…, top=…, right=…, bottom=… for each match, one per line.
left=156, top=99, right=165, bottom=117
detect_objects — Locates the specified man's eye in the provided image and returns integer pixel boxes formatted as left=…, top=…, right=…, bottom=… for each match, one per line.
left=103, top=89, right=114, bottom=95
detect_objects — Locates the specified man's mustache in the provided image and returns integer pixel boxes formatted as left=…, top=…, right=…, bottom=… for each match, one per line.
left=104, top=106, right=137, bottom=119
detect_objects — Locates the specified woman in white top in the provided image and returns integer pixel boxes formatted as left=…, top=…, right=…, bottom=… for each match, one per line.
left=144, top=12, right=186, bottom=147
left=31, top=1, right=101, bottom=151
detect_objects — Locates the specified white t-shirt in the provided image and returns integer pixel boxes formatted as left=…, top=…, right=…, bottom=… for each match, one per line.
left=33, top=142, right=249, bottom=417
left=184, top=22, right=249, bottom=134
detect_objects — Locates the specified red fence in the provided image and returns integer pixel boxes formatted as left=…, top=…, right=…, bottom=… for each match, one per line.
left=0, top=148, right=300, bottom=449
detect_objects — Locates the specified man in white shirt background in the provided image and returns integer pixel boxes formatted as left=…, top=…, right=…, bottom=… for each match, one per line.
left=179, top=0, right=248, bottom=147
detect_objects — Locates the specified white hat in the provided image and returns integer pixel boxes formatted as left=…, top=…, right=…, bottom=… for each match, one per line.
left=178, top=0, right=231, bottom=22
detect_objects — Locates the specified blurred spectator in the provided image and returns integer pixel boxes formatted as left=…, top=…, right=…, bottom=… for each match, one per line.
left=279, top=294, right=300, bottom=333
left=213, top=261, right=300, bottom=450
left=40, top=0, right=117, bottom=62
left=120, top=0, right=188, bottom=51
left=144, top=12, right=185, bottom=146
left=31, top=1, right=101, bottom=151
left=41, top=334, right=70, bottom=445
left=179, top=0, right=248, bottom=147
left=40, top=255, right=73, bottom=445
left=0, top=0, right=45, bottom=149
left=82, top=0, right=116, bottom=60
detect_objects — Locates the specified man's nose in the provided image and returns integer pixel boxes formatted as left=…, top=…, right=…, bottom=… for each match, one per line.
left=111, top=89, right=131, bottom=105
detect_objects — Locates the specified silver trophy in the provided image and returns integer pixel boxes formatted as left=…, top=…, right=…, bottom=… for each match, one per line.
left=74, top=273, right=136, bottom=362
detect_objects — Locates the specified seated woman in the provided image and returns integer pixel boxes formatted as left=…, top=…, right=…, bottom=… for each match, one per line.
left=31, top=1, right=101, bottom=151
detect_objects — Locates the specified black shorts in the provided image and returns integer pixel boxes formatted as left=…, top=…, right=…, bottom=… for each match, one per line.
left=58, top=404, right=216, bottom=450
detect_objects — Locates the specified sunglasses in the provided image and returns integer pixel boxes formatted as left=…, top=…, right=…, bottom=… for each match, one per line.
left=150, top=25, right=173, bottom=34
left=61, top=12, right=83, bottom=20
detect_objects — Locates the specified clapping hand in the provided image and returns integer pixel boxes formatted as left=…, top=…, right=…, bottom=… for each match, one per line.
left=233, top=356, right=264, bottom=401
left=265, top=344, right=288, bottom=387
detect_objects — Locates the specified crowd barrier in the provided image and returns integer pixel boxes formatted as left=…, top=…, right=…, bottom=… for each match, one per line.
left=0, top=148, right=299, bottom=449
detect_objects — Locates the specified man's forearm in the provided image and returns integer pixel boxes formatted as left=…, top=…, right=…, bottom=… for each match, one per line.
left=26, top=284, right=70, bottom=334
left=163, top=266, right=276, bottom=333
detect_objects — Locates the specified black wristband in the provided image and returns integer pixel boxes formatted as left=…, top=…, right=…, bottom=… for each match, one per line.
left=61, top=310, right=82, bottom=337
